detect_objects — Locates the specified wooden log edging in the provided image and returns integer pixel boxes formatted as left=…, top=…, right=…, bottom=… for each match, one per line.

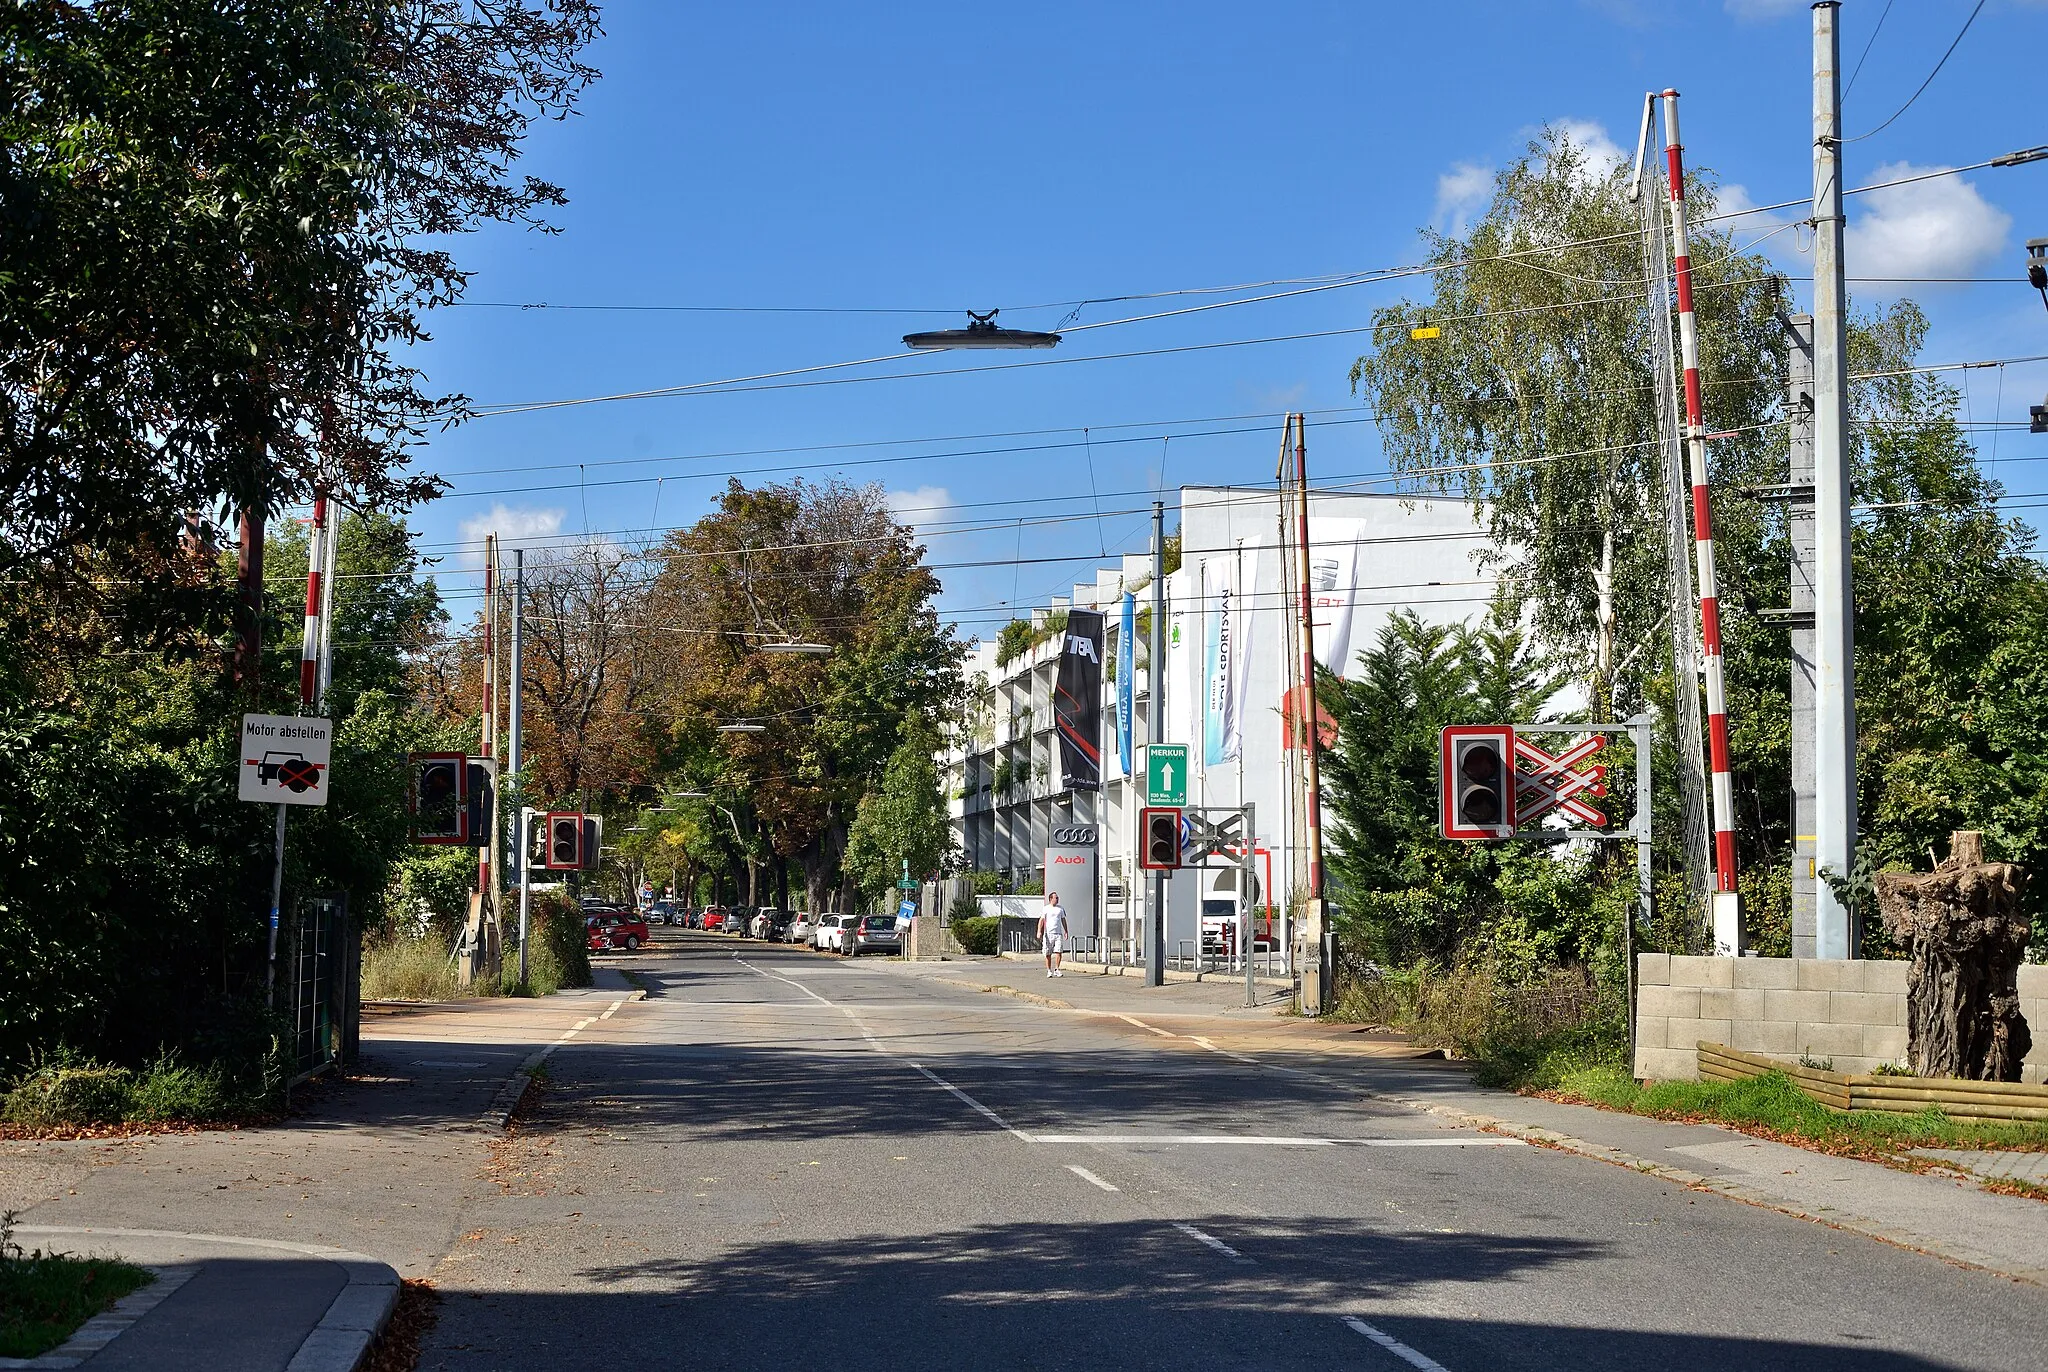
left=1696, top=1042, right=2048, bottom=1121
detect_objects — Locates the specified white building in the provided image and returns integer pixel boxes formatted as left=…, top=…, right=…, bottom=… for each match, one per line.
left=944, top=484, right=1497, bottom=960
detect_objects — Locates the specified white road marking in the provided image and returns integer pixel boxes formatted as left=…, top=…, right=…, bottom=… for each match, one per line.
left=907, top=1062, right=1035, bottom=1142
left=1066, top=1165, right=1121, bottom=1192
left=1030, top=1134, right=1524, bottom=1148
left=1342, top=1316, right=1452, bottom=1371
left=1173, top=1221, right=1253, bottom=1263
left=1187, top=1035, right=1262, bottom=1065
left=1116, top=1013, right=1177, bottom=1038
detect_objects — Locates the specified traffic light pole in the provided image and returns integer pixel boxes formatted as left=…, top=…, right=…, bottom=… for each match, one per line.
left=1146, top=499, right=1167, bottom=989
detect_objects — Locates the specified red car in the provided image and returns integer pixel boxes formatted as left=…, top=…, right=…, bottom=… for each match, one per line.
left=586, top=911, right=650, bottom=952
left=699, top=905, right=734, bottom=932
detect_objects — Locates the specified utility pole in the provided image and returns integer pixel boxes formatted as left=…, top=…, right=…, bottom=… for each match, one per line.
left=1283, top=413, right=1329, bottom=1013
left=1786, top=316, right=1820, bottom=957
left=1812, top=1, right=1860, bottom=959
left=510, top=548, right=529, bottom=988
left=1146, top=498, right=1167, bottom=988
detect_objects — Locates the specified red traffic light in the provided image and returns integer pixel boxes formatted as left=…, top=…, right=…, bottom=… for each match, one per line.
left=1138, top=807, right=1182, bottom=870
left=410, top=752, right=468, bottom=844
left=1440, top=726, right=1516, bottom=840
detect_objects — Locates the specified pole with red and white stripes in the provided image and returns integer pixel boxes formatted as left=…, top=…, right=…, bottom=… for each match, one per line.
left=298, top=494, right=328, bottom=712
left=1660, top=90, right=1741, bottom=945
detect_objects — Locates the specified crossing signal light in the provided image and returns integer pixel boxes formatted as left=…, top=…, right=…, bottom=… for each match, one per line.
left=1440, top=726, right=1516, bottom=840
left=2031, top=396, right=2047, bottom=434
left=465, top=759, right=495, bottom=851
left=523, top=808, right=546, bottom=870
left=1139, top=807, right=1182, bottom=870
left=545, top=811, right=583, bottom=870
left=410, top=753, right=467, bottom=844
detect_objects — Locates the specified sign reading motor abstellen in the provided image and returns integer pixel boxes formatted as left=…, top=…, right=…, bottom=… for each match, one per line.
left=238, top=713, right=333, bottom=806
left=1043, top=829, right=1098, bottom=939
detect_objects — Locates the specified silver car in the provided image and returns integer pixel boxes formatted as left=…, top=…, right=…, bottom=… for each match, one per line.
left=787, top=910, right=818, bottom=944
left=843, top=914, right=902, bottom=957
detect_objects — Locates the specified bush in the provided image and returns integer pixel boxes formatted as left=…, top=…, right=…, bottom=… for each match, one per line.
left=125, top=1055, right=235, bottom=1122
left=952, top=916, right=1000, bottom=955
left=1, top=1050, right=258, bottom=1128
left=532, top=895, right=591, bottom=989
left=361, top=935, right=463, bottom=1001
left=2, top=1064, right=135, bottom=1127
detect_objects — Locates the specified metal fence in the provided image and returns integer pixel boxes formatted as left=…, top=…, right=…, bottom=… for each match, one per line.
left=289, top=894, right=358, bottom=1083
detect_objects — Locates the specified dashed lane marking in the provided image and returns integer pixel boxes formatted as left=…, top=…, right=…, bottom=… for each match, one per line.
left=1342, top=1316, right=1452, bottom=1371
left=1173, top=1222, right=1253, bottom=1264
left=1066, top=1165, right=1121, bottom=1193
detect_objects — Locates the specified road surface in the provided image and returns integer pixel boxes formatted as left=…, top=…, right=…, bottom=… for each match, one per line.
left=419, top=935, right=2048, bottom=1371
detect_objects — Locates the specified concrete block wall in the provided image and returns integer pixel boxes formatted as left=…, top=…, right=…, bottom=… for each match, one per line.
left=1635, top=955, right=2048, bottom=1085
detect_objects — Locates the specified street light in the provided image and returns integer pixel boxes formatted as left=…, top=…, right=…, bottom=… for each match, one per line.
left=903, top=309, right=1060, bottom=350
left=718, top=723, right=767, bottom=734
left=756, top=641, right=833, bottom=656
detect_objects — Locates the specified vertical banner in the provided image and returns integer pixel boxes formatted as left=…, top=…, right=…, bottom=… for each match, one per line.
left=1055, top=609, right=1104, bottom=792
left=1117, top=591, right=1135, bottom=778
left=1308, top=519, right=1362, bottom=675
left=1202, top=560, right=1243, bottom=766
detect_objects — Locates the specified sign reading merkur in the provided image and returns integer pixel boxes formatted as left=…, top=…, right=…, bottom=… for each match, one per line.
left=238, top=714, right=333, bottom=806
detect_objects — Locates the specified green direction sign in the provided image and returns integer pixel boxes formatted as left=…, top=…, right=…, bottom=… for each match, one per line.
left=1145, top=743, right=1188, bottom=806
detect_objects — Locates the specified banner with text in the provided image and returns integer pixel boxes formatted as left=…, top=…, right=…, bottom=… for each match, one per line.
left=1054, top=608, right=1104, bottom=792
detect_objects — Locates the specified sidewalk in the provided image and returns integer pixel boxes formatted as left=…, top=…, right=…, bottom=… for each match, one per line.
left=878, top=954, right=2048, bottom=1287
left=0, top=971, right=643, bottom=1371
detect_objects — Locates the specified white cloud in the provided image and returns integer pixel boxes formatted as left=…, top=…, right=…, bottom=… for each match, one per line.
left=1551, top=118, right=1626, bottom=182
left=1846, top=163, right=2010, bottom=279
left=885, top=485, right=952, bottom=528
left=1434, top=161, right=1493, bottom=234
left=458, top=503, right=565, bottom=546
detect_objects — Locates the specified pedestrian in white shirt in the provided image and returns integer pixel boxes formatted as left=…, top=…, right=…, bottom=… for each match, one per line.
left=1039, top=891, right=1068, bottom=978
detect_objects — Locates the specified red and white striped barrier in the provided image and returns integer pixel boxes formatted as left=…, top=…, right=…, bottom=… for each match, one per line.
left=299, top=495, right=327, bottom=711
left=1660, top=90, right=1739, bottom=907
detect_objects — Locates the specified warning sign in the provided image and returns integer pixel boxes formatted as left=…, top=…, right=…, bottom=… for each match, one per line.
left=238, top=714, right=333, bottom=806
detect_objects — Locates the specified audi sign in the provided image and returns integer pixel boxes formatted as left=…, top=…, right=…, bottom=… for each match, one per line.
left=1050, top=826, right=1098, bottom=846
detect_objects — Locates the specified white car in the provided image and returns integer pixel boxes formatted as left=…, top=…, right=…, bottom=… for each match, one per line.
left=787, top=911, right=818, bottom=944
left=812, top=914, right=851, bottom=953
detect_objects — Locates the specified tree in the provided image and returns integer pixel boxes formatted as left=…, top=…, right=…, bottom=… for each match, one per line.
left=1319, top=606, right=1617, bottom=978
left=844, top=720, right=956, bottom=905
left=644, top=479, right=961, bottom=911
left=1350, top=125, right=1783, bottom=719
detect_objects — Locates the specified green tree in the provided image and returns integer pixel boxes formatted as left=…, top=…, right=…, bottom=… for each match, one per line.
left=843, top=720, right=956, bottom=905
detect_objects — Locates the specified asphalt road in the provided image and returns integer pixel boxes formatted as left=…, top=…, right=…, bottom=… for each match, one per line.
left=418, top=934, right=2048, bottom=1371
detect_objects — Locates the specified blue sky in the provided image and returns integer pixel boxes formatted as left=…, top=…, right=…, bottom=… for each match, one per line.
left=406, top=0, right=2048, bottom=642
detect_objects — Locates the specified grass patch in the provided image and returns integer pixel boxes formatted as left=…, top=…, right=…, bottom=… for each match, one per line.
left=1, top=1051, right=272, bottom=1132
left=363, top=903, right=588, bottom=1003
left=0, top=1214, right=154, bottom=1358
left=1547, top=1064, right=2048, bottom=1159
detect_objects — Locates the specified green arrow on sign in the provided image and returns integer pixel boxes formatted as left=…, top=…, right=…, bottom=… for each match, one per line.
left=1146, top=743, right=1188, bottom=806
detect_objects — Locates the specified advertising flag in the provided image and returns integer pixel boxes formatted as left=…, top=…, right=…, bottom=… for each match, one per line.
left=1117, top=591, right=1135, bottom=778
left=1054, top=608, right=1105, bottom=792
left=1202, top=560, right=1244, bottom=765
left=1307, top=519, right=1362, bottom=675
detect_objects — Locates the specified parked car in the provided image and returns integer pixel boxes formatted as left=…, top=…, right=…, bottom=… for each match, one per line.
left=811, top=913, right=851, bottom=953
left=647, top=899, right=679, bottom=926
left=750, top=908, right=794, bottom=940
left=700, top=905, right=734, bottom=933
left=586, top=911, right=650, bottom=952
left=843, top=913, right=902, bottom=957
left=787, top=910, right=818, bottom=945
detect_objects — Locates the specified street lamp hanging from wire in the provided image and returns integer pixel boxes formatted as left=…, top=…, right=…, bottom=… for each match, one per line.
left=903, top=309, right=1060, bottom=350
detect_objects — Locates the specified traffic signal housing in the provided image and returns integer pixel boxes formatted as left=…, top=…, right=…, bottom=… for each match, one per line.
left=579, top=815, right=603, bottom=872
left=1440, top=725, right=1516, bottom=840
left=410, top=753, right=468, bottom=844
left=545, top=811, right=583, bottom=870
left=465, top=759, right=496, bottom=850
left=1138, top=807, right=1182, bottom=870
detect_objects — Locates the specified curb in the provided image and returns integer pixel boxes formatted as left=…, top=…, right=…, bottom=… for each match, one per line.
left=8, top=1228, right=400, bottom=1372
left=475, top=988, right=646, bottom=1133
left=0, top=1262, right=199, bottom=1370
left=928, top=976, right=1077, bottom=1011
left=1354, top=1091, right=2048, bottom=1290
left=994, top=951, right=1293, bottom=991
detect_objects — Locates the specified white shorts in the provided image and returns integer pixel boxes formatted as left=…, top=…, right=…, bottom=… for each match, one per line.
left=1043, top=935, right=1066, bottom=953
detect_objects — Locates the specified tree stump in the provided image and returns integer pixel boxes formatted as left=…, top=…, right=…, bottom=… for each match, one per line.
left=1872, top=831, right=2031, bottom=1082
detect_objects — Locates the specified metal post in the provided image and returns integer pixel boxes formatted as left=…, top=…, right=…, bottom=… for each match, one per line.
left=298, top=494, right=326, bottom=711
left=1811, top=1, right=1860, bottom=959
left=511, top=548, right=529, bottom=988
left=266, top=801, right=286, bottom=1005
left=1631, top=714, right=1654, bottom=1063
left=1146, top=499, right=1167, bottom=988
left=1241, top=802, right=1257, bottom=1008
left=315, top=498, right=339, bottom=712
left=1786, top=315, right=1820, bottom=958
